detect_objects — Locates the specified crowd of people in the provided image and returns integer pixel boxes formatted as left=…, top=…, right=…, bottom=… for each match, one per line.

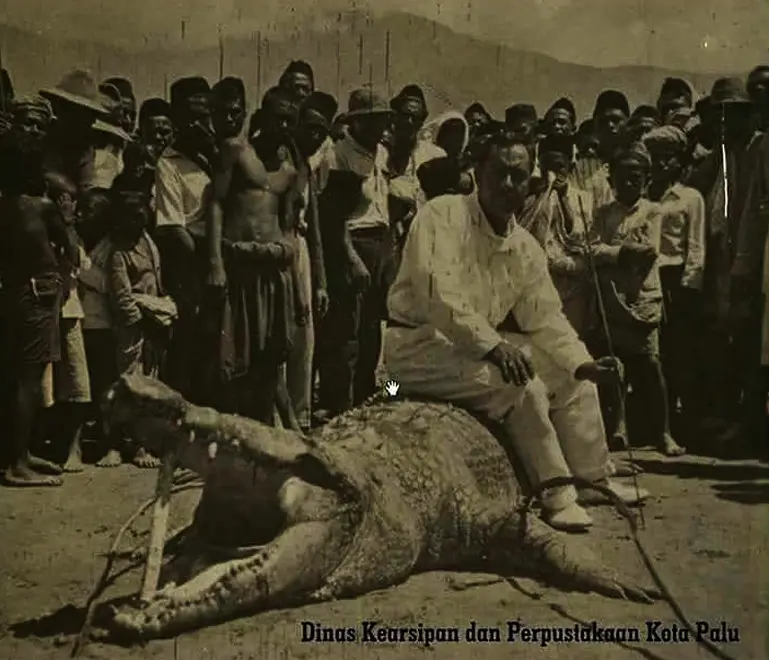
left=0, top=57, right=767, bottom=532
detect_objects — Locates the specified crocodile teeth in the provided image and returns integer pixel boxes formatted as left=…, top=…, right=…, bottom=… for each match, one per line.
left=188, top=430, right=196, bottom=443
left=208, top=441, right=218, bottom=460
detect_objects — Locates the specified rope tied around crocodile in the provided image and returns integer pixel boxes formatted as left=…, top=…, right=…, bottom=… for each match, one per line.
left=518, top=476, right=741, bottom=660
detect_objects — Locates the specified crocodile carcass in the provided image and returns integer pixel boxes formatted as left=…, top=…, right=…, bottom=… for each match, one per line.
left=102, top=373, right=659, bottom=640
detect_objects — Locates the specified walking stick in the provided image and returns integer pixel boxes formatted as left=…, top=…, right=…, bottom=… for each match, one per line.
left=576, top=195, right=646, bottom=528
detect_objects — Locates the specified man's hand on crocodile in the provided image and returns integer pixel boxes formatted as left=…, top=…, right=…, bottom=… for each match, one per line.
left=486, top=342, right=535, bottom=386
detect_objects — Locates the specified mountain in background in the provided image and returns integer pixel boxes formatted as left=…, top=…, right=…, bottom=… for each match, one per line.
left=0, top=11, right=724, bottom=120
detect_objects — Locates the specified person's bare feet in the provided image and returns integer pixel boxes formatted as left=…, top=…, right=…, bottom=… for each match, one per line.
left=63, top=448, right=85, bottom=473
left=96, top=449, right=123, bottom=468
left=660, top=435, right=686, bottom=457
left=3, top=464, right=63, bottom=487
left=27, top=454, right=63, bottom=475
left=608, top=458, right=644, bottom=477
left=133, top=447, right=161, bottom=469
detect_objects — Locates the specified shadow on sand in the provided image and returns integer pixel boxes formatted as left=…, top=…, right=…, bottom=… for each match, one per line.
left=631, top=457, right=769, bottom=481
left=631, top=457, right=769, bottom=505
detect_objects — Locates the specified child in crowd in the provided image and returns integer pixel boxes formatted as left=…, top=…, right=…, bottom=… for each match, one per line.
left=105, top=178, right=176, bottom=468
left=589, top=142, right=685, bottom=457
left=643, top=126, right=706, bottom=433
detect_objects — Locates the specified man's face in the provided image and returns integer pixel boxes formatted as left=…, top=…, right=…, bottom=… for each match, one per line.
left=283, top=73, right=313, bottom=103
left=392, top=99, right=425, bottom=143
left=546, top=109, right=573, bottom=137
left=51, top=100, right=96, bottom=143
left=11, top=108, right=51, bottom=152
left=631, top=117, right=659, bottom=138
left=436, top=119, right=466, bottom=159
left=176, top=94, right=214, bottom=147
left=350, top=114, right=390, bottom=151
left=595, top=109, right=627, bottom=143
left=649, top=146, right=682, bottom=184
left=721, top=103, right=754, bottom=144
left=122, top=97, right=137, bottom=134
left=577, top=134, right=600, bottom=159
left=539, top=150, right=570, bottom=178
left=213, top=98, right=245, bottom=140
left=115, top=194, right=149, bottom=239
left=260, top=99, right=298, bottom=140
left=748, top=69, right=769, bottom=114
left=508, top=120, right=536, bottom=141
left=467, top=111, right=488, bottom=136
left=610, top=160, right=647, bottom=206
left=141, top=115, right=174, bottom=154
left=476, top=143, right=531, bottom=221
left=295, top=120, right=329, bottom=158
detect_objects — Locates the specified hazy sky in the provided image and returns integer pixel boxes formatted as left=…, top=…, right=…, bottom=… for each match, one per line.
left=3, top=0, right=769, bottom=72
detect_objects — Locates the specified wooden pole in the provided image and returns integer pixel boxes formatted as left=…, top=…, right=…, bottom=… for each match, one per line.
left=256, top=31, right=262, bottom=101
left=139, top=451, right=176, bottom=601
left=384, top=30, right=391, bottom=97
left=358, top=34, right=364, bottom=76
left=218, top=25, right=224, bottom=81
left=336, top=20, right=341, bottom=100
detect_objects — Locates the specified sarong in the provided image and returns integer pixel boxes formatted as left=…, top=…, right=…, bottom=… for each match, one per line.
left=218, top=262, right=296, bottom=383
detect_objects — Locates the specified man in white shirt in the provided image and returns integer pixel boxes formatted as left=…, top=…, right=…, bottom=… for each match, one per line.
left=316, top=88, right=395, bottom=414
left=153, top=76, right=214, bottom=398
left=384, top=131, right=648, bottom=533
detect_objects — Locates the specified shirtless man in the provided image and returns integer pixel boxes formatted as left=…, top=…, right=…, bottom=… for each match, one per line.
left=0, top=96, right=76, bottom=487
left=207, top=84, right=299, bottom=426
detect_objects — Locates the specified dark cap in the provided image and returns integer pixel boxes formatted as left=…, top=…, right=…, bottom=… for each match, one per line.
left=301, top=91, right=338, bottom=129
left=593, top=90, right=630, bottom=118
left=610, top=141, right=652, bottom=169
left=391, top=84, right=427, bottom=114
left=709, top=77, right=751, bottom=105
left=538, top=133, right=575, bottom=158
left=505, top=103, right=537, bottom=125
left=347, top=88, right=393, bottom=117
left=545, top=97, right=576, bottom=125
left=170, top=76, right=211, bottom=110
left=417, top=157, right=461, bottom=197
left=103, top=76, right=135, bottom=101
left=657, top=77, right=693, bottom=110
left=139, top=97, right=172, bottom=125
left=576, top=118, right=596, bottom=137
left=630, top=104, right=661, bottom=124
left=465, top=102, right=491, bottom=119
left=280, top=60, right=314, bottom=84
left=212, top=76, right=246, bottom=105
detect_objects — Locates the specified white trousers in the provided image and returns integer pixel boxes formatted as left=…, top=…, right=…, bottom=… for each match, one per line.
left=285, top=235, right=314, bottom=428
left=384, top=326, right=609, bottom=510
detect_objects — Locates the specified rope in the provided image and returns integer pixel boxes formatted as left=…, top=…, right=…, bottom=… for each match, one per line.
left=70, top=480, right=204, bottom=658
left=518, top=476, right=741, bottom=660
left=577, top=195, right=646, bottom=528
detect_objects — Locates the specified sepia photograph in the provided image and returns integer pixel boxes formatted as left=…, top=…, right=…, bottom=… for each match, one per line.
left=0, top=0, right=767, bottom=658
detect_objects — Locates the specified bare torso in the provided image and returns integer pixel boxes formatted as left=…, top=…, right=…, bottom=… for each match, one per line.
left=222, top=137, right=297, bottom=243
left=0, top=195, right=63, bottom=286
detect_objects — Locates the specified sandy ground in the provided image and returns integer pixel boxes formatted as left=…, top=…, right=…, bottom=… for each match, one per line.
left=0, top=449, right=768, bottom=660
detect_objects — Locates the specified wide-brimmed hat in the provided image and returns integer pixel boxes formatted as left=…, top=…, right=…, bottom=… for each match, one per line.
left=93, top=118, right=132, bottom=141
left=710, top=78, right=751, bottom=105
left=345, top=88, right=393, bottom=118
left=93, top=85, right=132, bottom=141
left=40, top=69, right=108, bottom=116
